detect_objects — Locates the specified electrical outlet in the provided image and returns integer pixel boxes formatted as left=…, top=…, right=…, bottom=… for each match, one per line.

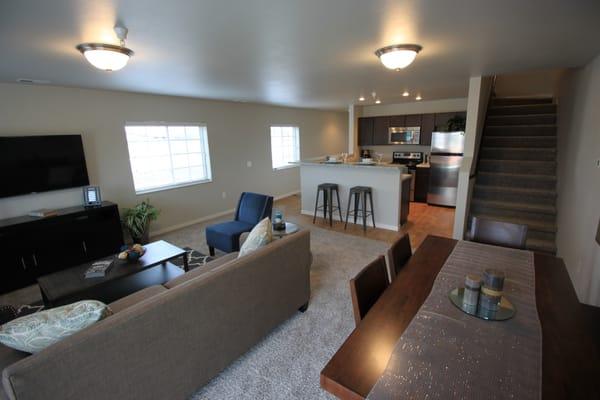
left=247, top=161, right=252, bottom=168
left=222, top=192, right=226, bottom=199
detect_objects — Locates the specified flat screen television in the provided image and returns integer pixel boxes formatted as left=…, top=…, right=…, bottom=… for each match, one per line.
left=0, top=135, right=90, bottom=198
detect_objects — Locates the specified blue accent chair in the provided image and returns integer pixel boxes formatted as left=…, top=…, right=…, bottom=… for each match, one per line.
left=206, top=192, right=274, bottom=255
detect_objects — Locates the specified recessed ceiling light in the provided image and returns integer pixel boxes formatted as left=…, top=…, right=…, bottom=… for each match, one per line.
left=358, top=96, right=365, bottom=101
left=375, top=99, right=382, bottom=104
left=77, top=26, right=134, bottom=71
left=375, top=44, right=422, bottom=70
left=402, top=91, right=410, bottom=97
left=415, top=95, right=422, bottom=101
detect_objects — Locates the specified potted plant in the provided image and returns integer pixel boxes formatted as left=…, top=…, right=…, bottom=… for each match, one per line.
left=122, top=199, right=160, bottom=244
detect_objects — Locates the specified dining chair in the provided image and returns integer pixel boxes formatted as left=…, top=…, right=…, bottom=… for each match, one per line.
left=349, top=255, right=389, bottom=326
left=386, top=233, right=412, bottom=282
left=469, top=216, right=528, bottom=250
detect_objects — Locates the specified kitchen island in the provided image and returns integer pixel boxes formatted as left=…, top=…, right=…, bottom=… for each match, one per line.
left=299, top=161, right=411, bottom=231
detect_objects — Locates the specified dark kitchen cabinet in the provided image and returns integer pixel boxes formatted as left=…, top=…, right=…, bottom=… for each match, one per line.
left=405, top=114, right=422, bottom=127
left=415, top=166, right=430, bottom=203
left=434, top=112, right=467, bottom=131
left=420, top=114, right=435, bottom=146
left=373, top=116, right=390, bottom=145
left=400, top=177, right=411, bottom=225
left=389, top=115, right=405, bottom=127
left=0, top=202, right=124, bottom=294
left=358, top=117, right=374, bottom=146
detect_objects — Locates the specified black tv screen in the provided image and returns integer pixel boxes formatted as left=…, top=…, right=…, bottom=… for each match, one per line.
left=0, top=135, right=90, bottom=198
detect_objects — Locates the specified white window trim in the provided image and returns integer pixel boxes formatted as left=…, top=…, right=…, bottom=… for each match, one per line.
left=270, top=125, right=301, bottom=171
left=124, top=122, right=213, bottom=195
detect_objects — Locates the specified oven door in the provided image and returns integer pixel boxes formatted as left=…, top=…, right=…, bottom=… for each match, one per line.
left=389, top=127, right=420, bottom=144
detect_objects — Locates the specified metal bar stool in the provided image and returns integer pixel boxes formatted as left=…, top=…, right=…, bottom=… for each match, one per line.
left=313, top=183, right=343, bottom=226
left=345, top=186, right=376, bottom=232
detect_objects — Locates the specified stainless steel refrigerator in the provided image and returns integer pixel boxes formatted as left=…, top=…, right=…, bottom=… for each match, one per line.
left=427, top=131, right=465, bottom=207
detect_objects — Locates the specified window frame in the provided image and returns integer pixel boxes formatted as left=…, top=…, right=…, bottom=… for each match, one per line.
left=269, top=125, right=301, bottom=171
left=124, top=122, right=213, bottom=195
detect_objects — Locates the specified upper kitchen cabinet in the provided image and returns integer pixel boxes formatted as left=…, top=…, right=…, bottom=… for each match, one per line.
left=373, top=116, right=390, bottom=145
left=434, top=112, right=467, bottom=131
left=389, top=115, right=405, bottom=127
left=358, top=117, right=374, bottom=146
left=405, top=114, right=422, bottom=127
left=420, top=113, right=435, bottom=145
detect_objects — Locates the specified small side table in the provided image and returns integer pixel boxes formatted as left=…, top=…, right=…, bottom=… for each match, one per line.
left=272, top=222, right=299, bottom=238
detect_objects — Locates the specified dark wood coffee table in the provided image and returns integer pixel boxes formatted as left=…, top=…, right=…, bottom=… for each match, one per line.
left=37, top=240, right=187, bottom=307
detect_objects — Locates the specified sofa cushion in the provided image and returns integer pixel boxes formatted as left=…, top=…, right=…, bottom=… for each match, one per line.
left=164, top=252, right=239, bottom=289
left=238, top=217, right=272, bottom=257
left=108, top=285, right=168, bottom=313
left=0, top=301, right=112, bottom=354
left=206, top=220, right=254, bottom=253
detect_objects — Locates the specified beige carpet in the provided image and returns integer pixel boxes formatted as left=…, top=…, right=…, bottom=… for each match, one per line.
left=159, top=220, right=389, bottom=399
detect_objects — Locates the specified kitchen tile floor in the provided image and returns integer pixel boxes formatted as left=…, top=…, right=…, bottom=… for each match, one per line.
left=276, top=194, right=455, bottom=250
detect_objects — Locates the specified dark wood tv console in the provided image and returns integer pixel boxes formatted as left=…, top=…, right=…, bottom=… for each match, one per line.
left=0, top=201, right=124, bottom=294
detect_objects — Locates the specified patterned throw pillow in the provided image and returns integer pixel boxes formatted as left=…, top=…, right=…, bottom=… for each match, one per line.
left=0, top=300, right=112, bottom=353
left=0, top=304, right=44, bottom=325
left=238, top=217, right=273, bottom=257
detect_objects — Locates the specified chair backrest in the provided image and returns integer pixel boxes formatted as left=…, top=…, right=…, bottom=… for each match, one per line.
left=349, top=255, right=389, bottom=326
left=235, top=192, right=274, bottom=225
left=387, top=233, right=412, bottom=282
left=470, top=216, right=528, bottom=250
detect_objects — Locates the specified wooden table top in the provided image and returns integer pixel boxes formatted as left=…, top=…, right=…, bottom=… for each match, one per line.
left=320, top=235, right=600, bottom=399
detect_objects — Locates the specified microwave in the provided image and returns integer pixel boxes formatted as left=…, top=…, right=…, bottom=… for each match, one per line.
left=389, top=126, right=421, bottom=145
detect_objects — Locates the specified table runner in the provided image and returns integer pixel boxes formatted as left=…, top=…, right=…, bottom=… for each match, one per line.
left=367, top=241, right=541, bottom=400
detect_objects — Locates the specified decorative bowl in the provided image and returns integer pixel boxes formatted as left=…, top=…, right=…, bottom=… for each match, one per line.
left=118, top=244, right=146, bottom=263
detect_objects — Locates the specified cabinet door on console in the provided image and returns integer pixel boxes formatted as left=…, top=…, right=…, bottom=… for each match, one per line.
left=420, top=114, right=435, bottom=145
left=33, top=219, right=86, bottom=275
left=80, top=206, right=124, bottom=259
left=0, top=231, right=37, bottom=293
left=373, top=116, right=390, bottom=145
left=358, top=117, right=374, bottom=146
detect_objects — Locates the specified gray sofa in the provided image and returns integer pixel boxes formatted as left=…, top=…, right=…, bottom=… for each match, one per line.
left=1, top=230, right=311, bottom=400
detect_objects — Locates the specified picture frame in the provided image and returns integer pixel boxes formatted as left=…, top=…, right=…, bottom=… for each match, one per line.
left=83, top=186, right=102, bottom=207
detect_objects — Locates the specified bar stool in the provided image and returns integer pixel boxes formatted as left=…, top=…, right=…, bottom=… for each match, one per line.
left=313, top=183, right=343, bottom=226
left=345, top=186, right=376, bottom=232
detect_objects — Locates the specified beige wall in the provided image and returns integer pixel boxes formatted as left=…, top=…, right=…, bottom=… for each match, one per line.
left=495, top=68, right=565, bottom=98
left=556, top=55, right=600, bottom=306
left=0, top=83, right=348, bottom=234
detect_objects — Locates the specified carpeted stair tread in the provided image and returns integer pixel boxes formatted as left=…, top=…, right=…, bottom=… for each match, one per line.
left=471, top=198, right=556, bottom=215
left=473, top=185, right=556, bottom=197
left=526, top=238, right=557, bottom=254
left=480, top=147, right=556, bottom=161
left=469, top=213, right=557, bottom=233
left=488, top=104, right=556, bottom=116
left=484, top=125, right=556, bottom=136
left=492, top=97, right=553, bottom=106
left=476, top=172, right=557, bottom=190
left=482, top=136, right=556, bottom=148
left=486, top=114, right=556, bottom=126
left=477, top=159, right=556, bottom=175
left=477, top=171, right=557, bottom=182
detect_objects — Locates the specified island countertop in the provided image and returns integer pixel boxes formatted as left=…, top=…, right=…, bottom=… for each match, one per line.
left=298, top=160, right=408, bottom=171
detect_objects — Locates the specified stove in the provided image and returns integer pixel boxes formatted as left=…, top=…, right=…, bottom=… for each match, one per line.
left=391, top=152, right=423, bottom=202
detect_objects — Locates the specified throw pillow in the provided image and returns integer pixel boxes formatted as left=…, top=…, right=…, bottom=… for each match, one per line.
left=0, top=300, right=112, bottom=353
left=238, top=217, right=273, bottom=257
left=0, top=304, right=44, bottom=325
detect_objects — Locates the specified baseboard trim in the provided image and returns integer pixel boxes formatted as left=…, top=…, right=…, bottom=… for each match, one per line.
left=300, top=210, right=399, bottom=232
left=152, top=191, right=301, bottom=237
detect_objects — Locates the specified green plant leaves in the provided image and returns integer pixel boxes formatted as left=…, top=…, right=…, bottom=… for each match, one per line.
left=121, top=199, right=160, bottom=239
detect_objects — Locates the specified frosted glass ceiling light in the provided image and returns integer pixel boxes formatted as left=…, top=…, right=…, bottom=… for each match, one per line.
left=375, top=44, right=422, bottom=70
left=77, top=26, right=134, bottom=71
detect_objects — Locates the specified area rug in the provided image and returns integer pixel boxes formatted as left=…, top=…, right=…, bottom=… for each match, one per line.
left=188, top=225, right=389, bottom=399
left=170, top=247, right=215, bottom=271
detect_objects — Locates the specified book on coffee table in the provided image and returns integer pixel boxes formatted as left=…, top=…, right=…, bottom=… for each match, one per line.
left=84, top=260, right=114, bottom=279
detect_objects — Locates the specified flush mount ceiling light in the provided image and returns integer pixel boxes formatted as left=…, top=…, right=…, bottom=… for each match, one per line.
left=76, top=26, right=134, bottom=71
left=415, top=95, right=422, bottom=101
left=358, top=96, right=365, bottom=101
left=375, top=44, right=422, bottom=70
left=402, top=91, right=410, bottom=97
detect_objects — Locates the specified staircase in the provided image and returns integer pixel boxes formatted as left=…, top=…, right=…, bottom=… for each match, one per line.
left=470, top=97, right=558, bottom=254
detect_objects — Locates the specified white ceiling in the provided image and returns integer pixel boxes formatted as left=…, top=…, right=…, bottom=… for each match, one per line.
left=1, top=0, right=599, bottom=110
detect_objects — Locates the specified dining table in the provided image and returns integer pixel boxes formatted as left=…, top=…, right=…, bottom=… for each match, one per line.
left=320, top=235, right=600, bottom=399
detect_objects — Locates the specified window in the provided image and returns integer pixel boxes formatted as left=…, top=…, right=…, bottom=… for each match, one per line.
left=270, top=126, right=300, bottom=170
left=124, top=124, right=212, bottom=194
